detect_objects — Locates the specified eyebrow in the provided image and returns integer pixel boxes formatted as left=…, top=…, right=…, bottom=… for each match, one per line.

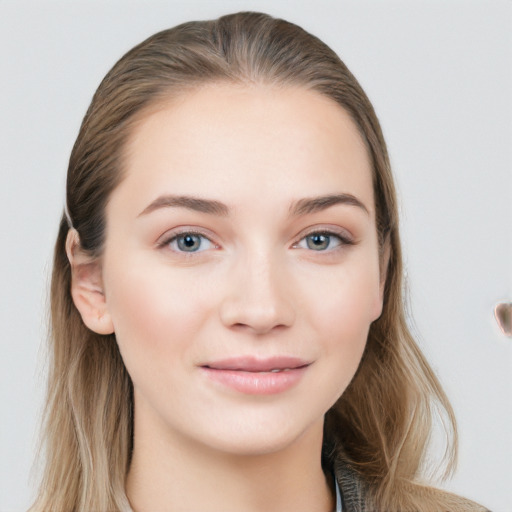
left=138, top=192, right=369, bottom=218
left=289, top=194, right=369, bottom=216
left=138, top=195, right=229, bottom=217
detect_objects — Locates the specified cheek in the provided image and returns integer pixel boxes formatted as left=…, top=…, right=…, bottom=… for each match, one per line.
left=311, top=258, right=381, bottom=332
left=102, top=259, right=215, bottom=385
left=321, top=292, right=370, bottom=370
left=304, top=260, right=380, bottom=382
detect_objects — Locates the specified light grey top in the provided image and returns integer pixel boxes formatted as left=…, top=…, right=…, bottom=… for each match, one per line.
left=335, top=475, right=343, bottom=512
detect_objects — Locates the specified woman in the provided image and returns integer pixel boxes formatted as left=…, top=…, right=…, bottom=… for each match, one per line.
left=30, top=11, right=489, bottom=512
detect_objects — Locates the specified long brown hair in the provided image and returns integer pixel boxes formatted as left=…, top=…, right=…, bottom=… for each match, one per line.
left=32, top=12, right=462, bottom=511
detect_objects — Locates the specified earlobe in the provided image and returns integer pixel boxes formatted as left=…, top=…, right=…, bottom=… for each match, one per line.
left=66, top=229, right=114, bottom=335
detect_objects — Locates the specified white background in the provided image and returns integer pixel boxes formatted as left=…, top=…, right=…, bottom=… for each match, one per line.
left=1, top=1, right=510, bottom=511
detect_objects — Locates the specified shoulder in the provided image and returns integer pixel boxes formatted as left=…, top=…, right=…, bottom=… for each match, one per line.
left=334, top=460, right=490, bottom=512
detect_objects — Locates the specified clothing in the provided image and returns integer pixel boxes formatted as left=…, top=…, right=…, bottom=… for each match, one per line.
left=334, top=474, right=343, bottom=512
left=333, top=457, right=491, bottom=512
left=333, top=457, right=366, bottom=512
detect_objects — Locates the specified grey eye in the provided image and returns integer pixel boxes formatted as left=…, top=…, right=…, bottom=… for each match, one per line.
left=175, top=234, right=203, bottom=252
left=306, top=234, right=330, bottom=250
left=296, top=232, right=345, bottom=252
left=164, top=231, right=216, bottom=254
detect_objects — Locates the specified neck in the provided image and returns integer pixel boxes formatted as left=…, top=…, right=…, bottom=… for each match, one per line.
left=126, top=396, right=334, bottom=512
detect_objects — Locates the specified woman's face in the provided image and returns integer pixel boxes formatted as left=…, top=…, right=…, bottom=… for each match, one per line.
left=100, top=84, right=384, bottom=455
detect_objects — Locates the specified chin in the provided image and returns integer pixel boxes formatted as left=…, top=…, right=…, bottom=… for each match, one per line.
left=210, top=435, right=295, bottom=457
left=187, top=413, right=325, bottom=458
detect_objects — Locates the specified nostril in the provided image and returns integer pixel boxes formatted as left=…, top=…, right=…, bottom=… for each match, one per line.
left=229, top=321, right=289, bottom=335
left=218, top=270, right=296, bottom=333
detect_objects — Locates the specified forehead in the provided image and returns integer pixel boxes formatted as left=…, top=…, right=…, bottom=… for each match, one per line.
left=114, top=83, right=374, bottom=217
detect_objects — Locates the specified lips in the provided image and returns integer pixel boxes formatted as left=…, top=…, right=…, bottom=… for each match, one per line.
left=200, top=356, right=310, bottom=395
left=203, top=356, right=309, bottom=372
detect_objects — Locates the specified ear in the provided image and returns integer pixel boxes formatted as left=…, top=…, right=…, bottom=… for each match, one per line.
left=66, top=229, right=114, bottom=335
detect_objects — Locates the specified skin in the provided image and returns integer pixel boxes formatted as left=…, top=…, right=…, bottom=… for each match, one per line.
left=69, top=84, right=386, bottom=512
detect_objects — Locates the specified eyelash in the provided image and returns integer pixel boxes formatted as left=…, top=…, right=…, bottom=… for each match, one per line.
left=158, top=228, right=354, bottom=255
left=158, top=229, right=217, bottom=254
left=292, top=230, right=354, bottom=252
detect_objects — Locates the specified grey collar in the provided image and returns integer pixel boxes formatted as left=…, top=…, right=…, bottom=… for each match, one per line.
left=335, top=475, right=343, bottom=511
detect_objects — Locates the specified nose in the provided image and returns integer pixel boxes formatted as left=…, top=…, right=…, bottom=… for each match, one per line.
left=219, top=251, right=296, bottom=335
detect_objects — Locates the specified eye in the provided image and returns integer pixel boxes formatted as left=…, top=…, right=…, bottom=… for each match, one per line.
left=165, top=232, right=215, bottom=253
left=296, top=231, right=349, bottom=251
